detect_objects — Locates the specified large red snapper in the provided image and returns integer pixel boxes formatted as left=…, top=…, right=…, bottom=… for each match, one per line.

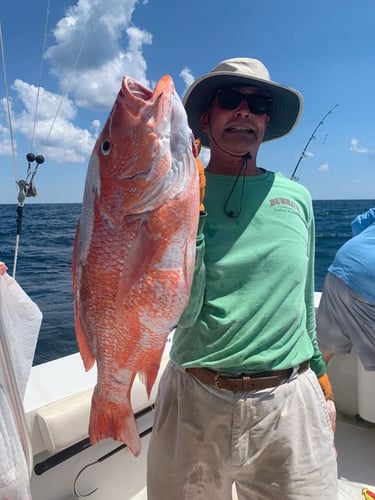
left=72, top=75, right=200, bottom=456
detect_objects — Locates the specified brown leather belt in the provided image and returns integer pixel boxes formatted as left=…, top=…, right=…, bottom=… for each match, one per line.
left=186, top=360, right=310, bottom=392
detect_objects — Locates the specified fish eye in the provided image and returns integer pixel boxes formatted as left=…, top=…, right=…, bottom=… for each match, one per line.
left=101, top=140, right=111, bottom=155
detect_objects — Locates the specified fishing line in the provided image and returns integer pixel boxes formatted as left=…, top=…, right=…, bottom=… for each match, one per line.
left=30, top=0, right=87, bottom=157
left=2, top=1, right=87, bottom=278
left=0, top=20, right=24, bottom=278
left=21, top=0, right=88, bottom=159
left=30, top=0, right=50, bottom=153
left=40, top=27, right=89, bottom=156
left=0, top=10, right=48, bottom=278
left=0, top=21, right=18, bottom=184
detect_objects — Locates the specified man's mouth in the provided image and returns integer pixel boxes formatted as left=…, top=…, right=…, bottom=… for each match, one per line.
left=225, top=126, right=254, bottom=134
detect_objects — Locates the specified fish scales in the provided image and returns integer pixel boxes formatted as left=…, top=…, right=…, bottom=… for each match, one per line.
left=72, top=75, right=200, bottom=456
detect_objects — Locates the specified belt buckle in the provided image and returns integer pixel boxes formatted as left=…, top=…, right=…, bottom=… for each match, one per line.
left=213, top=372, right=232, bottom=389
left=214, top=372, right=253, bottom=391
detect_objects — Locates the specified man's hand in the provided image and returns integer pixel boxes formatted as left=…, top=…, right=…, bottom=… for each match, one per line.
left=318, top=372, right=334, bottom=400
left=318, top=373, right=336, bottom=434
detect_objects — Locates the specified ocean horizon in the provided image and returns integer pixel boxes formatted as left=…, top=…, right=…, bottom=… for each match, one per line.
left=1, top=199, right=374, bottom=365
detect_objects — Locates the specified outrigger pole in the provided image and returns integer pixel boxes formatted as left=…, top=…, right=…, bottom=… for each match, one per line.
left=290, top=104, right=339, bottom=181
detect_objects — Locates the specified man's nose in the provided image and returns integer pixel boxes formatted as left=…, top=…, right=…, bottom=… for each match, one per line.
left=235, top=98, right=251, bottom=115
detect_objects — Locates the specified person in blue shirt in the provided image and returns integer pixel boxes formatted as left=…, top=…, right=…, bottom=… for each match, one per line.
left=317, top=207, right=375, bottom=370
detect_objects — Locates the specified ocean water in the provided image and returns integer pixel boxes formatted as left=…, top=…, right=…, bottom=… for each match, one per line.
left=1, top=199, right=374, bottom=365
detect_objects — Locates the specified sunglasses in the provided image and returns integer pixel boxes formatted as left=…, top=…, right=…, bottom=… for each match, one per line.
left=216, top=88, right=273, bottom=115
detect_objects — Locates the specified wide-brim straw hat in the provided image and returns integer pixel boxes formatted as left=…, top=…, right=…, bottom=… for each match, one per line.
left=183, top=57, right=303, bottom=148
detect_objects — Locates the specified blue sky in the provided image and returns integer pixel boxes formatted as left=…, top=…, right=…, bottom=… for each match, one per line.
left=1, top=0, right=375, bottom=204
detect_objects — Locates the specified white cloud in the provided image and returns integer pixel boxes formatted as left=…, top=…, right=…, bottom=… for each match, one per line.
left=318, top=163, right=329, bottom=173
left=0, top=0, right=152, bottom=163
left=91, top=120, right=101, bottom=136
left=13, top=79, right=77, bottom=122
left=0, top=123, right=14, bottom=156
left=45, top=0, right=152, bottom=110
left=350, top=138, right=368, bottom=154
left=6, top=80, right=96, bottom=163
left=303, top=151, right=314, bottom=159
left=350, top=137, right=375, bottom=161
left=179, top=67, right=195, bottom=94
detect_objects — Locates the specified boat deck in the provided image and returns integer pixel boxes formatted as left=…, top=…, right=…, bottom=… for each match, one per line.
left=28, top=411, right=375, bottom=499
left=26, top=339, right=375, bottom=499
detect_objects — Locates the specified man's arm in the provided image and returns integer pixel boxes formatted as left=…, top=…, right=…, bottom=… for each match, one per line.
left=322, top=349, right=335, bottom=366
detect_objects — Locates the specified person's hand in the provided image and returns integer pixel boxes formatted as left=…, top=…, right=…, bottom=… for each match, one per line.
left=0, top=262, right=8, bottom=275
left=318, top=373, right=336, bottom=434
left=193, top=139, right=206, bottom=213
left=325, top=399, right=336, bottom=434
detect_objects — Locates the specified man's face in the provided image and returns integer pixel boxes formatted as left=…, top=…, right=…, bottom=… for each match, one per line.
left=200, top=86, right=271, bottom=156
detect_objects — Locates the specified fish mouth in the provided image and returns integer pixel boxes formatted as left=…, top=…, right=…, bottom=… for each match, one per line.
left=126, top=79, right=153, bottom=101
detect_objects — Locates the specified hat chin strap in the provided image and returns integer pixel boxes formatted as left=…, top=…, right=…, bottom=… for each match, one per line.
left=206, top=116, right=253, bottom=218
left=223, top=153, right=251, bottom=218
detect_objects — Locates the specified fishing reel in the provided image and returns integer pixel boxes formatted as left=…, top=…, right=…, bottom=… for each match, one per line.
left=16, top=179, right=37, bottom=200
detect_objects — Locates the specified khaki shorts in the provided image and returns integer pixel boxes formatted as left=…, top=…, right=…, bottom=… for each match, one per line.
left=147, top=360, right=338, bottom=500
left=317, top=272, right=375, bottom=371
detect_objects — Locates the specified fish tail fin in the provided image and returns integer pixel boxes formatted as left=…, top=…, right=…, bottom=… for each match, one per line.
left=89, top=390, right=141, bottom=457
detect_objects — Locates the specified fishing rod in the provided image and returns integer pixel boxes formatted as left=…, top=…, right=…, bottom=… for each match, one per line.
left=290, top=104, right=339, bottom=181
left=2, top=0, right=88, bottom=279
left=13, top=153, right=45, bottom=279
left=0, top=20, right=47, bottom=279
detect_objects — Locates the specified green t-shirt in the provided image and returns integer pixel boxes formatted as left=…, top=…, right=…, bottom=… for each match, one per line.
left=171, top=170, right=326, bottom=376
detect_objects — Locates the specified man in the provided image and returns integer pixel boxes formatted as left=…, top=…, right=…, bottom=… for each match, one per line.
left=147, top=58, right=338, bottom=499
left=317, top=207, right=375, bottom=370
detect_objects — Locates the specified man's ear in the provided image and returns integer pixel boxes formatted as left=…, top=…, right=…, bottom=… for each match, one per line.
left=265, top=115, right=270, bottom=127
left=200, top=112, right=209, bottom=132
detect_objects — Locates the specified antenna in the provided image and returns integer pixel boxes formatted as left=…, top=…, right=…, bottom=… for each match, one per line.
left=290, top=104, right=339, bottom=181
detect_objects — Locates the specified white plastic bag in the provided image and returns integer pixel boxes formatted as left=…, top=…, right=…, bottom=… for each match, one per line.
left=0, top=262, right=42, bottom=398
left=0, top=387, right=32, bottom=499
left=0, top=261, right=42, bottom=498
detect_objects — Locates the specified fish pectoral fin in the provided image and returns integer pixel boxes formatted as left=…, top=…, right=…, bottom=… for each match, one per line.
left=115, top=218, right=155, bottom=307
left=139, top=365, right=159, bottom=398
left=138, top=346, right=165, bottom=398
left=72, top=220, right=96, bottom=371
left=75, top=317, right=95, bottom=371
